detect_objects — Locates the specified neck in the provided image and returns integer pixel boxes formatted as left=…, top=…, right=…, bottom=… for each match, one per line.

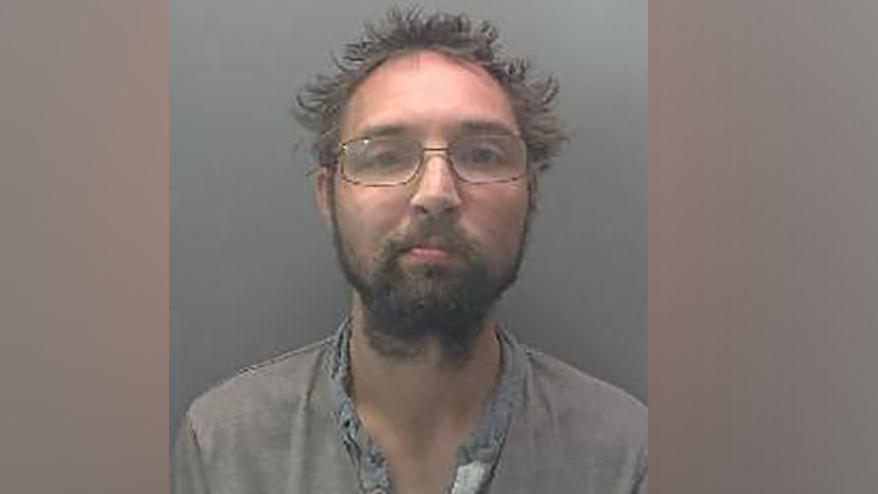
left=348, top=292, right=502, bottom=443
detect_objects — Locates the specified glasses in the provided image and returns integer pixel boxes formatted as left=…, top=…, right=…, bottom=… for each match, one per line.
left=336, top=134, right=528, bottom=186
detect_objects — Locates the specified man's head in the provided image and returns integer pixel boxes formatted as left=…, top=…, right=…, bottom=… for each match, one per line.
left=294, top=7, right=565, bottom=363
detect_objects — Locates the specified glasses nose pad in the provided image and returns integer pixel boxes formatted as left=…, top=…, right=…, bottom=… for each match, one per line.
left=409, top=147, right=463, bottom=214
left=418, top=147, right=460, bottom=180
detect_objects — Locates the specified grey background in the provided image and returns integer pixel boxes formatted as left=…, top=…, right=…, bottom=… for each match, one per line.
left=171, top=0, right=646, bottom=441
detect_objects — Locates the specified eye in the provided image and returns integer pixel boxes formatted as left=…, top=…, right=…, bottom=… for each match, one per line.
left=459, top=138, right=509, bottom=167
left=363, top=141, right=412, bottom=170
left=370, top=149, right=404, bottom=167
left=469, top=145, right=503, bottom=164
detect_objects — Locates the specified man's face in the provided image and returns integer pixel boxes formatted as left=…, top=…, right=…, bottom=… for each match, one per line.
left=316, top=50, right=533, bottom=359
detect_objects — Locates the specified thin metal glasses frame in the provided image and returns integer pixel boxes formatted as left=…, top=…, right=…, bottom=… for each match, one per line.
left=332, top=135, right=529, bottom=187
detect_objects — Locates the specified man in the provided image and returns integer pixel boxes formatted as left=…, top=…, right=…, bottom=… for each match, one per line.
left=173, top=7, right=646, bottom=494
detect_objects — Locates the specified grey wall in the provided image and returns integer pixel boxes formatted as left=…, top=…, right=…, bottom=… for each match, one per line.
left=171, top=0, right=646, bottom=441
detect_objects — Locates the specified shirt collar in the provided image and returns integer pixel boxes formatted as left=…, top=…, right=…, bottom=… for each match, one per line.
left=327, top=316, right=528, bottom=493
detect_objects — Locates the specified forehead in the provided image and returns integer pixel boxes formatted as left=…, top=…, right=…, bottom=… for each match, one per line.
left=340, top=50, right=518, bottom=140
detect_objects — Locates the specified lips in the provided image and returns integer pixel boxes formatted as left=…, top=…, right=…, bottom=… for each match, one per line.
left=400, top=240, right=457, bottom=261
left=389, top=228, right=469, bottom=263
left=407, top=246, right=452, bottom=257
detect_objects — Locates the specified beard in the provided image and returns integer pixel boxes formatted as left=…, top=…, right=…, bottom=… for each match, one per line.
left=331, top=204, right=529, bottom=366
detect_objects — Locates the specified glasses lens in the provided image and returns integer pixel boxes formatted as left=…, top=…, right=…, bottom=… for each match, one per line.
left=342, top=137, right=419, bottom=185
left=451, top=135, right=526, bottom=183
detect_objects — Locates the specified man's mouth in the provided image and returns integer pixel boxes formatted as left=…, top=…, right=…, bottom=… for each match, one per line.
left=396, top=236, right=463, bottom=262
left=387, top=228, right=470, bottom=265
left=405, top=246, right=454, bottom=260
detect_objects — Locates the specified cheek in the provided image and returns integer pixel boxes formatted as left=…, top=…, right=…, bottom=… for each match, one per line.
left=334, top=186, right=406, bottom=256
left=465, top=186, right=530, bottom=258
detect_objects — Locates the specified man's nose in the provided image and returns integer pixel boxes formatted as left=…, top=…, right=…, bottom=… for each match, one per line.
left=408, top=151, right=463, bottom=218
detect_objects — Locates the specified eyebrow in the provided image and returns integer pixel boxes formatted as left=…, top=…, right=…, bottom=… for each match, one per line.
left=457, top=120, right=519, bottom=137
left=358, top=124, right=412, bottom=139
left=356, top=119, right=520, bottom=140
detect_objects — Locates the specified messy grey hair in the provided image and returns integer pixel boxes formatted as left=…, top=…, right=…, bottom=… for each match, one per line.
left=293, top=6, right=567, bottom=173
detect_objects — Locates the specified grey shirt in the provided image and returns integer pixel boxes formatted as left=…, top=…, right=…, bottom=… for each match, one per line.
left=173, top=322, right=647, bottom=494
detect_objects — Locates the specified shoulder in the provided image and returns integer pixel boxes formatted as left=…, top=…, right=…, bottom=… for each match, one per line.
left=520, top=344, right=647, bottom=446
left=495, top=344, right=647, bottom=492
left=184, top=336, right=334, bottom=434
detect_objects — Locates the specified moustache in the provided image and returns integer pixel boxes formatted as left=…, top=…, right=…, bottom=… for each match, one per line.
left=382, top=220, right=476, bottom=259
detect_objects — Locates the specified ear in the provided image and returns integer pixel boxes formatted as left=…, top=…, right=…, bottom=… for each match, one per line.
left=527, top=169, right=541, bottom=212
left=314, top=167, right=334, bottom=229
